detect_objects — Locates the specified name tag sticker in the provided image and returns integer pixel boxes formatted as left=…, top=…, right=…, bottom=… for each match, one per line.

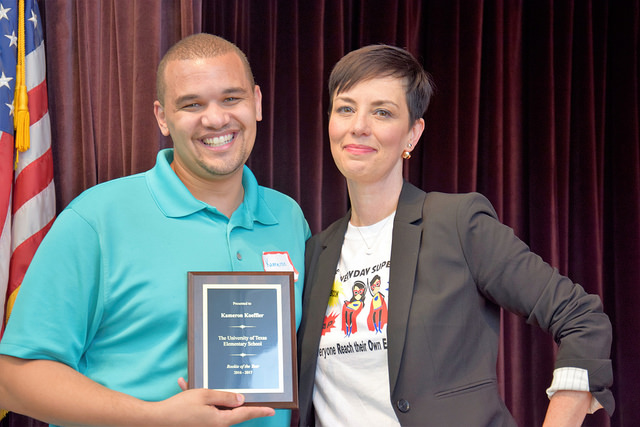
left=262, top=251, right=299, bottom=282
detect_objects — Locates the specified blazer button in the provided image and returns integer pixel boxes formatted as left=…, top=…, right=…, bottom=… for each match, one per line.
left=396, top=399, right=410, bottom=413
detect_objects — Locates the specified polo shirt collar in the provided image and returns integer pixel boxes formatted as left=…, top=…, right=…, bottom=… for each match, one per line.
left=235, top=164, right=279, bottom=229
left=146, top=149, right=278, bottom=228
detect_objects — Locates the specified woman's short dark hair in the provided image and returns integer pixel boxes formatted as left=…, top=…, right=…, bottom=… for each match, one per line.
left=328, top=44, right=435, bottom=125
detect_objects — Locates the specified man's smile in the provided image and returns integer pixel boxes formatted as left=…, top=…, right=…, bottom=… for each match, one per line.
left=202, top=132, right=235, bottom=147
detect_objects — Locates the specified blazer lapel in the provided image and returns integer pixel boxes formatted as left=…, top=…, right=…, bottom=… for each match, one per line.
left=299, top=214, right=349, bottom=380
left=387, top=182, right=425, bottom=393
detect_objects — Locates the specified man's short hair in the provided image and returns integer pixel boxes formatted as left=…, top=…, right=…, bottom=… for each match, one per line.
left=156, top=33, right=255, bottom=104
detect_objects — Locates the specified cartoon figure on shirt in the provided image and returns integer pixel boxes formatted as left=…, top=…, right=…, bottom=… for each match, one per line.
left=342, top=281, right=366, bottom=337
left=367, top=275, right=388, bottom=333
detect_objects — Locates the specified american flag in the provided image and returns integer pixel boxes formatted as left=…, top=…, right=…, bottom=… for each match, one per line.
left=0, top=0, right=55, bottom=339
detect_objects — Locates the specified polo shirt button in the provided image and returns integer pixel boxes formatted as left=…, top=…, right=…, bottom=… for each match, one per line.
left=396, top=399, right=410, bottom=413
left=236, top=251, right=242, bottom=260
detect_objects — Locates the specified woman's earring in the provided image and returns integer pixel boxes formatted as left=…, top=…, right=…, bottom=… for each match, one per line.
left=402, top=151, right=412, bottom=160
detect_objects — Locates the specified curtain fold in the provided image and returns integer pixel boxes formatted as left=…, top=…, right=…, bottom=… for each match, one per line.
left=604, top=1, right=640, bottom=425
left=2, top=1, right=637, bottom=426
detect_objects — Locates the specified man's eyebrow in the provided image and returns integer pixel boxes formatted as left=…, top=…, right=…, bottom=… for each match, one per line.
left=174, top=94, right=199, bottom=106
left=174, top=87, right=250, bottom=106
left=221, top=87, right=251, bottom=97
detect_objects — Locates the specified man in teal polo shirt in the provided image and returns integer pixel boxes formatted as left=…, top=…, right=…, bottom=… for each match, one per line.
left=0, top=34, right=309, bottom=427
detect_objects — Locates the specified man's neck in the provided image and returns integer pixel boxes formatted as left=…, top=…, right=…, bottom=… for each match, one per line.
left=171, top=162, right=245, bottom=218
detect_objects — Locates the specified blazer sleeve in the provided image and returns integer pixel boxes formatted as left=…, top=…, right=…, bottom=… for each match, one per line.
left=457, top=193, right=614, bottom=414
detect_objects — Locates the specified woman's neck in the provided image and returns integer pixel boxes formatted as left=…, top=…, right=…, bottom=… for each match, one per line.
left=347, top=178, right=403, bottom=226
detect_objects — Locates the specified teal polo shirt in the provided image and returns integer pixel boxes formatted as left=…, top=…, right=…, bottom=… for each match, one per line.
left=0, top=149, right=310, bottom=427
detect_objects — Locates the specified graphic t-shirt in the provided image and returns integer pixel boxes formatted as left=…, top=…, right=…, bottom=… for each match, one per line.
left=313, top=213, right=400, bottom=426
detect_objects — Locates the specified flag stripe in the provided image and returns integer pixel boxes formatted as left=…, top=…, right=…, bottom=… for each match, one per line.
left=0, top=200, right=10, bottom=331
left=7, top=217, right=53, bottom=296
left=0, top=133, right=14, bottom=232
left=25, top=40, right=47, bottom=124
left=26, top=80, right=47, bottom=126
left=12, top=148, right=53, bottom=214
left=25, top=38, right=46, bottom=87
left=0, top=133, right=13, bottom=327
left=15, top=112, right=51, bottom=176
left=11, top=180, right=55, bottom=251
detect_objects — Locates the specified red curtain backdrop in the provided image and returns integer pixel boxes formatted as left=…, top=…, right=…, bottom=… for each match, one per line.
left=3, top=1, right=638, bottom=426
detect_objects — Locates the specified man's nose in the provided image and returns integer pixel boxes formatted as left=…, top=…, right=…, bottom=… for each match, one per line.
left=201, top=103, right=230, bottom=129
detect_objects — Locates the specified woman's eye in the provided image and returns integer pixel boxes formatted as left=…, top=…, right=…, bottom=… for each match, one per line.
left=336, top=106, right=354, bottom=114
left=374, top=109, right=391, bottom=117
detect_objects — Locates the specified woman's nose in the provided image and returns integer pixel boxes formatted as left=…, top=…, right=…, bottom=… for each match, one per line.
left=351, top=112, right=370, bottom=136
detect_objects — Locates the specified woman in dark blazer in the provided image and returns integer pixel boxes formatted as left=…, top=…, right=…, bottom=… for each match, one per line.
left=296, top=45, right=614, bottom=426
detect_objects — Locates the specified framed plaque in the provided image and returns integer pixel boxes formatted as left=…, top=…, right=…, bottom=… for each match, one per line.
left=187, top=271, right=298, bottom=408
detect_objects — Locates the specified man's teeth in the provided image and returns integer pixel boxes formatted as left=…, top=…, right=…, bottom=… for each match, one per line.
left=203, top=134, right=233, bottom=147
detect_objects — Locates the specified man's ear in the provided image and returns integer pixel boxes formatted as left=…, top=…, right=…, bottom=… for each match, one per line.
left=254, top=85, right=263, bottom=122
left=153, top=100, right=170, bottom=136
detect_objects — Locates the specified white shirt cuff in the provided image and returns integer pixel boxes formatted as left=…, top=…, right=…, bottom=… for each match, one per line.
left=546, top=367, right=603, bottom=414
